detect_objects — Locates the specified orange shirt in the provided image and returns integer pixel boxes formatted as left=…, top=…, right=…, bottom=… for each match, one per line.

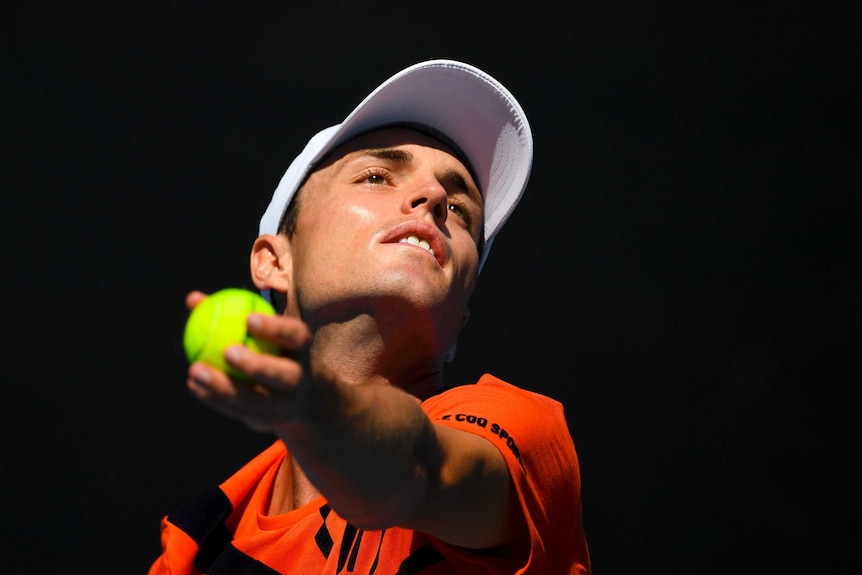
left=148, top=374, right=591, bottom=574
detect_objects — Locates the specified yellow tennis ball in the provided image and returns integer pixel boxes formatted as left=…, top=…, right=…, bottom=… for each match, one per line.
left=183, top=288, right=280, bottom=379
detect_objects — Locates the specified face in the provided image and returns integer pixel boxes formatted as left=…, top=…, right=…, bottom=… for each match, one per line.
left=284, top=127, right=483, bottom=349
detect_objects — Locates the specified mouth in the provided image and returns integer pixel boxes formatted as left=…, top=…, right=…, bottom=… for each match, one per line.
left=398, top=234, right=435, bottom=256
left=384, top=222, right=447, bottom=267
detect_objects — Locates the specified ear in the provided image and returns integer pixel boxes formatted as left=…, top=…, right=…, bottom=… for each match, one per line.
left=250, top=234, right=292, bottom=295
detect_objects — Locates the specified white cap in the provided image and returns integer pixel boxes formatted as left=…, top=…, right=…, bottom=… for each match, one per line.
left=259, top=58, right=533, bottom=273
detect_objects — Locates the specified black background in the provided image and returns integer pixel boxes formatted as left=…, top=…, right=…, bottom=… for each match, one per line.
left=3, top=1, right=859, bottom=573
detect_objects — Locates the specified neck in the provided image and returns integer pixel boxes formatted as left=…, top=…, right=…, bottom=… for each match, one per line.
left=268, top=455, right=320, bottom=515
left=305, top=311, right=448, bottom=397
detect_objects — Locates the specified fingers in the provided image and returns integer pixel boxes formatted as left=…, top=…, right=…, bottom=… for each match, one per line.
left=186, top=367, right=273, bottom=432
left=182, top=289, right=315, bottom=432
left=185, top=290, right=207, bottom=310
left=184, top=289, right=312, bottom=353
left=246, top=312, right=313, bottom=352
left=227, top=343, right=306, bottom=390
left=187, top=351, right=305, bottom=432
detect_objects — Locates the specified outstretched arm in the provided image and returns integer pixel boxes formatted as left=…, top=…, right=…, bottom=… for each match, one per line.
left=183, top=291, right=526, bottom=551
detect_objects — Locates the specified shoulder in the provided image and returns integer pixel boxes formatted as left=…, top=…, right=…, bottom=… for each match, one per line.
left=424, top=373, right=568, bottom=432
left=423, top=374, right=577, bottom=472
left=424, top=375, right=590, bottom=572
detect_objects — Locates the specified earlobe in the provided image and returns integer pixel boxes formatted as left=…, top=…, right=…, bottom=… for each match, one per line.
left=250, top=234, right=292, bottom=293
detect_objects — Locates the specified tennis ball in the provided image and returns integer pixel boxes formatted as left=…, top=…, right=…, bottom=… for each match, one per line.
left=183, top=288, right=281, bottom=379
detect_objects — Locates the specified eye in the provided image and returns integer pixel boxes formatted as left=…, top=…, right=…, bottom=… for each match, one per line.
left=358, top=168, right=391, bottom=185
left=446, top=197, right=481, bottom=239
left=447, top=201, right=465, bottom=219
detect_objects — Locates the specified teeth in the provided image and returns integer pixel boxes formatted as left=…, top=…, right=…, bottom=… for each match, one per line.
left=399, top=235, right=434, bottom=255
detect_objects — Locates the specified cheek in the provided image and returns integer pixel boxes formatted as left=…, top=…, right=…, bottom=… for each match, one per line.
left=342, top=203, right=380, bottom=227
left=301, top=198, right=377, bottom=237
left=453, top=232, right=481, bottom=272
left=447, top=241, right=479, bottom=300
left=296, top=202, right=381, bottom=269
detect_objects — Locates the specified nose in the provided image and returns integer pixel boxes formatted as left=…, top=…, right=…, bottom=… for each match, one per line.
left=405, top=177, right=448, bottom=224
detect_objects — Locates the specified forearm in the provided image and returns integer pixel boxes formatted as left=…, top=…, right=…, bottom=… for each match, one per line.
left=275, top=379, right=444, bottom=529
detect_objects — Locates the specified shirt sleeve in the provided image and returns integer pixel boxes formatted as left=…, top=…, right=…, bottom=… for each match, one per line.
left=421, top=373, right=591, bottom=574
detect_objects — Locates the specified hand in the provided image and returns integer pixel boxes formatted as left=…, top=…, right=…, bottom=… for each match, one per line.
left=184, top=290, right=316, bottom=433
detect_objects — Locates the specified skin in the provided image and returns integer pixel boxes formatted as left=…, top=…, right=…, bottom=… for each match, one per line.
left=184, top=127, right=527, bottom=554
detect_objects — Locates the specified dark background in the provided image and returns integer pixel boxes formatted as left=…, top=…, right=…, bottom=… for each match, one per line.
left=3, top=1, right=859, bottom=573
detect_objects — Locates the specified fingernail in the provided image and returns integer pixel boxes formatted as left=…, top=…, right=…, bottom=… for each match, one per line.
left=189, top=364, right=211, bottom=385
left=189, top=365, right=210, bottom=392
left=226, top=345, right=243, bottom=362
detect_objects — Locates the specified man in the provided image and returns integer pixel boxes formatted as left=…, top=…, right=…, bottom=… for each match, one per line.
left=149, top=59, right=591, bottom=574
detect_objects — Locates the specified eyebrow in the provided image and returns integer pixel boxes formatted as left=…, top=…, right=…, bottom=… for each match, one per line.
left=360, top=147, right=483, bottom=206
left=365, top=147, right=412, bottom=162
